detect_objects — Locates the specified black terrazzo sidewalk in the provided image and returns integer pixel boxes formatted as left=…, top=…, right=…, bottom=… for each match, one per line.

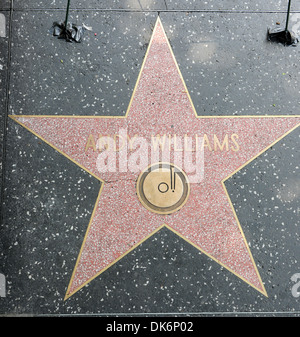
left=0, top=1, right=300, bottom=317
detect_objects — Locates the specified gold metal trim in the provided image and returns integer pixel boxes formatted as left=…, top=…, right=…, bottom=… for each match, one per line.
left=8, top=16, right=300, bottom=300
left=136, top=162, right=190, bottom=215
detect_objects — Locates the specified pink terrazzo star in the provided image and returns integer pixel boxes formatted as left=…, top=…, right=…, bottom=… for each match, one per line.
left=10, top=17, right=299, bottom=299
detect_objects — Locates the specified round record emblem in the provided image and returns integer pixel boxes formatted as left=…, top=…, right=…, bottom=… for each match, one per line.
left=136, top=162, right=190, bottom=215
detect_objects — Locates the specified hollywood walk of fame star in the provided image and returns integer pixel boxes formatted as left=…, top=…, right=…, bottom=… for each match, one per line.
left=9, top=17, right=299, bottom=299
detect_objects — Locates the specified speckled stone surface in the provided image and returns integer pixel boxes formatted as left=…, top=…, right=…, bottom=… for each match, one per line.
left=10, top=1, right=300, bottom=11
left=0, top=10, right=9, bottom=213
left=8, top=11, right=300, bottom=118
left=0, top=1, right=300, bottom=316
left=165, top=0, right=300, bottom=11
left=0, top=2, right=10, bottom=10
left=13, top=0, right=167, bottom=10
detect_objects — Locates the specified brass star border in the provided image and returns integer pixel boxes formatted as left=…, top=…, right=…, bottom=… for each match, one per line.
left=9, top=17, right=300, bottom=300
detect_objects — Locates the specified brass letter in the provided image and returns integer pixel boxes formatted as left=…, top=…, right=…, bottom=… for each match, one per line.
left=151, top=134, right=167, bottom=151
left=214, top=134, right=229, bottom=152
left=231, top=134, right=239, bottom=152
left=201, top=134, right=212, bottom=151
left=85, top=134, right=96, bottom=152
left=114, top=134, right=125, bottom=152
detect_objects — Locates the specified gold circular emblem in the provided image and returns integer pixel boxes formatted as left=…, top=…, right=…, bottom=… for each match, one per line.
left=136, top=162, right=190, bottom=215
